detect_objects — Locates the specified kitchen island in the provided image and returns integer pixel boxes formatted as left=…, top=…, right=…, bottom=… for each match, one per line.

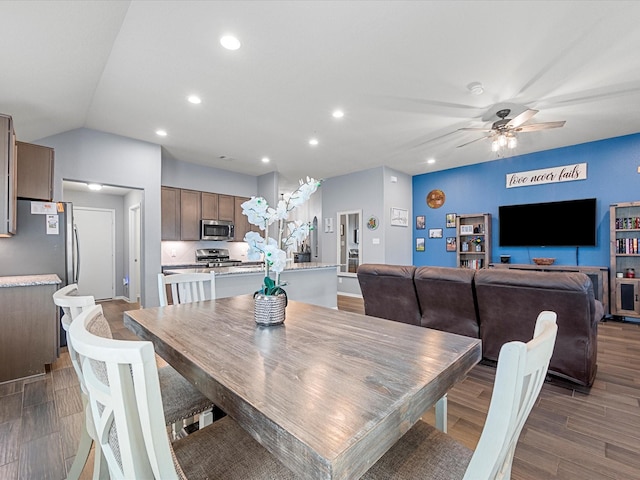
left=0, top=274, right=61, bottom=382
left=163, top=262, right=339, bottom=308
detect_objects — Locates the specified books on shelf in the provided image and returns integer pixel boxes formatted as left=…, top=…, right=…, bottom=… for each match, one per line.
left=460, top=258, right=484, bottom=270
left=616, top=237, right=639, bottom=254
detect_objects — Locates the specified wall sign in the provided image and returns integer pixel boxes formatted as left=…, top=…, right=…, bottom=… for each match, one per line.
left=506, top=163, right=587, bottom=189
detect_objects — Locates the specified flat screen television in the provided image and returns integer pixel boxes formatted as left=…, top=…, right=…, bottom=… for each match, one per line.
left=499, top=198, right=597, bottom=247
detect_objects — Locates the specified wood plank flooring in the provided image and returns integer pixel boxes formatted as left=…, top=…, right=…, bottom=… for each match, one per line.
left=1, top=296, right=639, bottom=479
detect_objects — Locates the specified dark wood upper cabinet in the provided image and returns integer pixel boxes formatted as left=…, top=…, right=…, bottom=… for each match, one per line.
left=161, top=187, right=181, bottom=241
left=16, top=141, right=54, bottom=201
left=218, top=194, right=235, bottom=222
left=180, top=189, right=202, bottom=240
left=202, top=192, right=219, bottom=219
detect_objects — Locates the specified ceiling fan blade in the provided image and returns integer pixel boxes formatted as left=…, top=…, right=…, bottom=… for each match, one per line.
left=516, top=121, right=566, bottom=132
left=456, top=135, right=490, bottom=148
left=458, top=127, right=493, bottom=132
left=506, top=109, right=539, bottom=128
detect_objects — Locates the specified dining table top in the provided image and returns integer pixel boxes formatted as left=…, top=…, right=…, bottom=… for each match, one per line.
left=124, top=294, right=482, bottom=480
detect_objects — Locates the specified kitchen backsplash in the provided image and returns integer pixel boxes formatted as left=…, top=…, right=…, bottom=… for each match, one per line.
left=161, top=240, right=249, bottom=265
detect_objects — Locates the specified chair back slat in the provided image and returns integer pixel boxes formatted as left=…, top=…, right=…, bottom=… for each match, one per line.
left=158, top=272, right=216, bottom=306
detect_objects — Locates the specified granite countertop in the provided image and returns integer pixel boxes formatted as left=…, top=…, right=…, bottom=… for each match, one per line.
left=0, top=274, right=62, bottom=287
left=163, top=262, right=339, bottom=276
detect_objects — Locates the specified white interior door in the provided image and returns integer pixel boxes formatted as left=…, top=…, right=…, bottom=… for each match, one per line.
left=75, top=207, right=115, bottom=300
left=128, top=204, right=141, bottom=303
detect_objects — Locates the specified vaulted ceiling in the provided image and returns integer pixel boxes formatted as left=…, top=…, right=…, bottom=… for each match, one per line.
left=2, top=1, right=640, bottom=186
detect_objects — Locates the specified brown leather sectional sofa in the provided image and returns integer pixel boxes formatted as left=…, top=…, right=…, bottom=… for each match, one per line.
left=357, top=264, right=604, bottom=387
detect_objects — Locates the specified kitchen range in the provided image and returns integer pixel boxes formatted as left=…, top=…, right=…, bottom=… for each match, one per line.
left=195, top=248, right=243, bottom=267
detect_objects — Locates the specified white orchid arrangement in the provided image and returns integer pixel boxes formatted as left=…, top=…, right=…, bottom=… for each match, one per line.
left=242, top=177, right=322, bottom=295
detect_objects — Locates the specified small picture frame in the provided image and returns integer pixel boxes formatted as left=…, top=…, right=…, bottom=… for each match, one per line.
left=416, top=215, right=426, bottom=230
left=460, top=225, right=474, bottom=235
left=416, top=237, right=425, bottom=251
left=446, top=213, right=456, bottom=228
left=391, top=207, right=409, bottom=227
left=429, top=228, right=443, bottom=239
left=446, top=237, right=456, bottom=252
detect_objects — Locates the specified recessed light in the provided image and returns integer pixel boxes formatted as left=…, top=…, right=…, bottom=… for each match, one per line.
left=309, top=138, right=319, bottom=146
left=332, top=109, right=344, bottom=119
left=187, top=95, right=201, bottom=104
left=427, top=158, right=436, bottom=164
left=220, top=35, right=241, bottom=50
left=87, top=183, right=103, bottom=191
left=261, top=157, right=270, bottom=163
left=156, top=129, right=167, bottom=137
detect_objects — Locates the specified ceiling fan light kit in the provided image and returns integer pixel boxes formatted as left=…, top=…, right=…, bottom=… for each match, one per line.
left=457, top=107, right=565, bottom=154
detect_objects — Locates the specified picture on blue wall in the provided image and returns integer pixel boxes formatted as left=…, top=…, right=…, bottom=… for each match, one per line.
left=446, top=237, right=456, bottom=252
left=446, top=213, right=456, bottom=228
left=416, top=237, right=425, bottom=252
left=416, top=215, right=425, bottom=229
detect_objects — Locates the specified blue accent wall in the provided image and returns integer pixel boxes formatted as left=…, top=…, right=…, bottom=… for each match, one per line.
left=412, top=133, right=640, bottom=267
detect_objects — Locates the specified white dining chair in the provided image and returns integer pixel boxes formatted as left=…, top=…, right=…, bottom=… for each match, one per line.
left=69, top=304, right=296, bottom=479
left=54, top=286, right=214, bottom=473
left=362, top=310, right=558, bottom=480
left=158, top=272, right=216, bottom=307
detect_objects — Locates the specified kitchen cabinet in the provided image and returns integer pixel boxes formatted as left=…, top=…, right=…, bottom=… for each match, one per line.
left=218, top=194, right=235, bottom=222
left=234, top=196, right=258, bottom=241
left=0, top=113, right=17, bottom=236
left=180, top=189, right=202, bottom=240
left=161, top=187, right=181, bottom=240
left=610, top=201, right=640, bottom=319
left=456, top=213, right=491, bottom=270
left=202, top=192, right=219, bottom=219
left=0, top=275, right=61, bottom=382
left=16, top=141, right=54, bottom=201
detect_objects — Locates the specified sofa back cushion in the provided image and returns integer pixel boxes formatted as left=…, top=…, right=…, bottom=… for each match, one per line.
left=475, top=268, right=598, bottom=386
left=357, top=264, right=421, bottom=326
left=414, top=266, right=479, bottom=338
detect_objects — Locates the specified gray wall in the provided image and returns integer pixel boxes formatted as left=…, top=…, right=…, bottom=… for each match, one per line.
left=161, top=155, right=257, bottom=196
left=321, top=166, right=412, bottom=296
left=36, top=128, right=162, bottom=307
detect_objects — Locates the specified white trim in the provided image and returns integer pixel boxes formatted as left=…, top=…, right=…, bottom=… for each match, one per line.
left=337, top=292, right=363, bottom=299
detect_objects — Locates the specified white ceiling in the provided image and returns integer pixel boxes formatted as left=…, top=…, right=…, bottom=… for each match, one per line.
left=2, top=1, right=640, bottom=187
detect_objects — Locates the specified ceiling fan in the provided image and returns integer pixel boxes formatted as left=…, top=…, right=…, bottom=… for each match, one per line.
left=456, top=108, right=566, bottom=150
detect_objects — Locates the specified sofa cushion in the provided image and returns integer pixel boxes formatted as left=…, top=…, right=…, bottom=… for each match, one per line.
left=414, top=266, right=479, bottom=338
left=357, top=264, right=421, bottom=326
left=475, top=268, right=598, bottom=386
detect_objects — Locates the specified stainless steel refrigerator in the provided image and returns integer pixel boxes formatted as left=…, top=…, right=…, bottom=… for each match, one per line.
left=0, top=199, right=79, bottom=343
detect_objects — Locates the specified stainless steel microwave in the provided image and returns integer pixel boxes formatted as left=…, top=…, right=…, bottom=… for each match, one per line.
left=201, top=220, right=234, bottom=241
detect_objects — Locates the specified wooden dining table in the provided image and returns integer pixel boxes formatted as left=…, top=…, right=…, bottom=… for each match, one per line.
left=124, top=294, right=482, bottom=480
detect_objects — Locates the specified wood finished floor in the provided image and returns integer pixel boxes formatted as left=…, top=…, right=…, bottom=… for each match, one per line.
left=1, top=296, right=639, bottom=479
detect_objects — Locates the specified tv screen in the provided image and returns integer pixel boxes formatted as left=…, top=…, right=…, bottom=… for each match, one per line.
left=499, top=198, right=597, bottom=247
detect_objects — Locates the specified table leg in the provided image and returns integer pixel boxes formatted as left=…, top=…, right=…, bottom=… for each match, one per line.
left=435, top=394, right=447, bottom=433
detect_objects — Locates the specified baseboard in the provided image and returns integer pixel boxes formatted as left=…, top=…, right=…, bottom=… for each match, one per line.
left=337, top=292, right=363, bottom=299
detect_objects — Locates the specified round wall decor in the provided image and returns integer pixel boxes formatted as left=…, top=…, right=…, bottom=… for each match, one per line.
left=426, top=189, right=445, bottom=208
left=367, top=215, right=379, bottom=230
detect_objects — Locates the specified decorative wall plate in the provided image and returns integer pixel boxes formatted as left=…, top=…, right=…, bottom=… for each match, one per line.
left=367, top=215, right=379, bottom=230
left=426, top=189, right=445, bottom=209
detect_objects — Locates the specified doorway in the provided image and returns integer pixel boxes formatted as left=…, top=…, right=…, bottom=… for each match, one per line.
left=74, top=207, right=116, bottom=299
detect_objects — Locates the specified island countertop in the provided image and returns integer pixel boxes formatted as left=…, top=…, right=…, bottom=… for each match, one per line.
left=162, top=261, right=338, bottom=276
left=162, top=262, right=338, bottom=308
left=0, top=274, right=62, bottom=288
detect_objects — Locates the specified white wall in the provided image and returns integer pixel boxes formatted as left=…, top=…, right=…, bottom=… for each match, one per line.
left=36, top=128, right=162, bottom=307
